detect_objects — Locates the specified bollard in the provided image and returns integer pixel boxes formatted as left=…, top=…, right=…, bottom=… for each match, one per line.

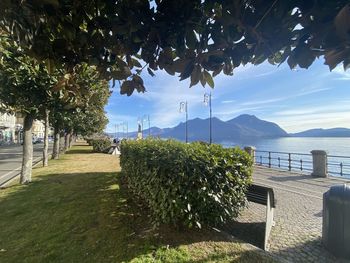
left=311, top=150, right=328, bottom=178
left=244, top=146, right=256, bottom=161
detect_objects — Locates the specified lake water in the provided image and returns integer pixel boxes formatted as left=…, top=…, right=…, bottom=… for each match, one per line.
left=220, top=137, right=350, bottom=178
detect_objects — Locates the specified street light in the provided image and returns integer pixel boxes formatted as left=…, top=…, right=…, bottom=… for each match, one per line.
left=123, top=122, right=128, bottom=139
left=204, top=92, right=212, bottom=144
left=179, top=101, right=188, bottom=143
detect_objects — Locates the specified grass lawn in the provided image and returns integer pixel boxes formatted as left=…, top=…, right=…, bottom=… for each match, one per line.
left=0, top=143, right=276, bottom=263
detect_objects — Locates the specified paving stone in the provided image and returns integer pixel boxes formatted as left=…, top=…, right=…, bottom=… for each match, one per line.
left=231, top=166, right=350, bottom=263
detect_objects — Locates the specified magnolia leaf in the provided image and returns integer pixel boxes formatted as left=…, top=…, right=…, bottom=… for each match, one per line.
left=325, top=49, right=346, bottom=71
left=120, top=80, right=135, bottom=96
left=190, top=65, right=201, bottom=87
left=164, top=66, right=175, bottom=76
left=185, top=29, right=197, bottom=49
left=212, top=65, right=223, bottom=77
left=132, top=75, right=146, bottom=93
left=335, top=4, right=350, bottom=40
left=199, top=72, right=206, bottom=87
left=180, top=61, right=194, bottom=81
left=203, top=71, right=214, bottom=88
left=172, top=59, right=188, bottom=73
left=344, top=59, right=350, bottom=71
left=147, top=67, right=155, bottom=77
left=223, top=62, right=233, bottom=75
left=287, top=54, right=297, bottom=69
left=132, top=58, right=142, bottom=68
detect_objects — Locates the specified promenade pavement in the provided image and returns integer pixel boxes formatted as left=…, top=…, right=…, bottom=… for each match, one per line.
left=230, top=166, right=350, bottom=263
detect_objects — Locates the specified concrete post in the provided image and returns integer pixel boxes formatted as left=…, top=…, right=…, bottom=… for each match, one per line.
left=311, top=150, right=328, bottom=178
left=244, top=146, right=256, bottom=161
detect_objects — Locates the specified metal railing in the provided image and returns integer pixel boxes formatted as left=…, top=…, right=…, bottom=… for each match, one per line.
left=327, top=155, right=350, bottom=177
left=255, top=150, right=350, bottom=178
left=255, top=150, right=313, bottom=173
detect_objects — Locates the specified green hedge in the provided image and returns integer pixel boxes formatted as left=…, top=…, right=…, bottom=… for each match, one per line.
left=120, top=139, right=253, bottom=228
left=91, top=139, right=111, bottom=153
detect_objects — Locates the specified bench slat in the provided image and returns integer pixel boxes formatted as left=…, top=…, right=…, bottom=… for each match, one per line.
left=247, top=184, right=276, bottom=208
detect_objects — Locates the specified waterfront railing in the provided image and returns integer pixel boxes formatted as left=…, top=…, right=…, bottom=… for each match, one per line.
left=250, top=148, right=350, bottom=178
left=255, top=150, right=313, bottom=173
left=327, top=155, right=350, bottom=177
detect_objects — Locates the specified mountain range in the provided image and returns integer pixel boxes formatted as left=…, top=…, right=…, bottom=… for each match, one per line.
left=109, top=114, right=350, bottom=141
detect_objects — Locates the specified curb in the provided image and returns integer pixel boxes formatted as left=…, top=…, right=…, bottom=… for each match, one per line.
left=0, top=156, right=43, bottom=187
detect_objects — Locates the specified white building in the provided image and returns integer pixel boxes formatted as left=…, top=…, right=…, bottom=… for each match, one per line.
left=0, top=113, right=16, bottom=144
left=33, top=120, right=54, bottom=139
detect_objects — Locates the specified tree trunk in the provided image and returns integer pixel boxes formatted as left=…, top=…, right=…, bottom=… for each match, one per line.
left=43, top=109, right=50, bottom=167
left=64, top=132, right=69, bottom=152
left=68, top=130, right=74, bottom=148
left=59, top=131, right=65, bottom=153
left=64, top=132, right=70, bottom=151
left=52, top=125, right=60, bottom=160
left=20, top=114, right=34, bottom=184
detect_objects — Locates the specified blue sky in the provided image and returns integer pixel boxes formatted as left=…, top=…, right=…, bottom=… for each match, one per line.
left=105, top=58, right=350, bottom=134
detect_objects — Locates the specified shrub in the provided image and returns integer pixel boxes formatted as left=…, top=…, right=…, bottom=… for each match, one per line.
left=91, top=138, right=112, bottom=153
left=120, top=139, right=253, bottom=228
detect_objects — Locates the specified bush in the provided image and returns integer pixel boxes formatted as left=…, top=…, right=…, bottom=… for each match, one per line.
left=91, top=139, right=112, bottom=153
left=120, top=139, right=253, bottom=228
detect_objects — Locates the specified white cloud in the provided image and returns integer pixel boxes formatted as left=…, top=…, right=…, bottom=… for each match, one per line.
left=332, top=65, right=350, bottom=80
left=270, top=103, right=350, bottom=132
left=221, top=100, right=236, bottom=104
left=272, top=112, right=350, bottom=133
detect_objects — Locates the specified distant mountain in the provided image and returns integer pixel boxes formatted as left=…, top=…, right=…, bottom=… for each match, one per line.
left=161, top=117, right=237, bottom=141
left=107, top=115, right=350, bottom=141
left=227, top=114, right=288, bottom=138
left=113, top=114, right=289, bottom=142
left=291, top=128, right=350, bottom=137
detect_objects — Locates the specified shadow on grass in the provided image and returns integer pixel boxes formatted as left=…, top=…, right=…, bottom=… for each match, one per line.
left=223, top=221, right=265, bottom=249
left=0, top=170, right=275, bottom=263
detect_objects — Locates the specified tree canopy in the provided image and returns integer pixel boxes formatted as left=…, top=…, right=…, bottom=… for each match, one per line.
left=49, top=63, right=110, bottom=136
left=1, top=0, right=349, bottom=96
left=0, top=37, right=57, bottom=116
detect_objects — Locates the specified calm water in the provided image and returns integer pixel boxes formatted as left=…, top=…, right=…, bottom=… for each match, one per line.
left=221, top=137, right=350, bottom=178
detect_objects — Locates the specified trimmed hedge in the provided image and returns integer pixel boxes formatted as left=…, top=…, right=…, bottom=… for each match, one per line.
left=91, top=139, right=111, bottom=153
left=120, top=139, right=253, bottom=228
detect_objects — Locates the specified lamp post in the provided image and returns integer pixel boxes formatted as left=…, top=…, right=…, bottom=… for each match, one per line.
left=147, top=115, right=151, bottom=137
left=204, top=92, right=212, bottom=144
left=179, top=101, right=188, bottom=143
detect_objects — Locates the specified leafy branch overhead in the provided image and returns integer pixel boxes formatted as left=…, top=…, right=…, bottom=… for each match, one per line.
left=1, top=0, right=350, bottom=95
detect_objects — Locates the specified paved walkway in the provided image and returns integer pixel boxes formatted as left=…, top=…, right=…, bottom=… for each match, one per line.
left=232, top=166, right=350, bottom=263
